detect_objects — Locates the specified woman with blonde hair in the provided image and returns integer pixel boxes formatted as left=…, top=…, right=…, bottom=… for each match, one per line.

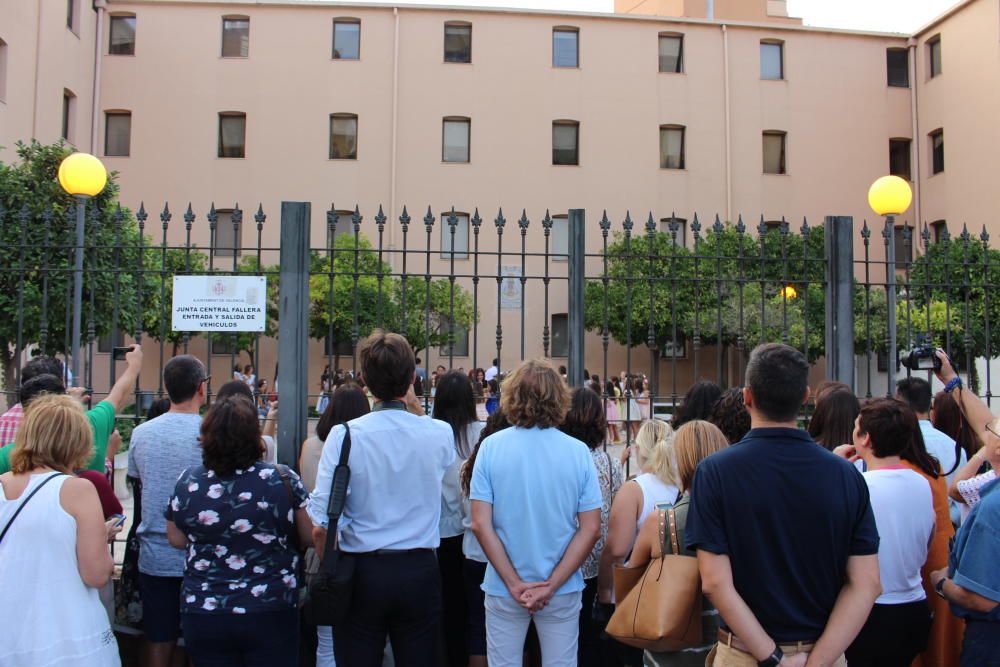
left=625, top=420, right=729, bottom=666
left=597, top=418, right=680, bottom=607
left=0, top=394, right=121, bottom=666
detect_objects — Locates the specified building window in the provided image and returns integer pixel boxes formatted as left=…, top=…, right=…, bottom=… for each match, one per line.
left=659, top=125, right=685, bottom=169
left=762, top=131, right=786, bottom=174
left=444, top=22, right=471, bottom=63
left=552, top=27, right=578, bottom=68
left=109, top=15, right=136, bottom=55
left=440, top=211, right=470, bottom=259
left=660, top=333, right=687, bottom=358
left=889, top=138, right=911, bottom=180
left=659, top=33, right=683, bottom=73
left=67, top=0, right=78, bottom=31
left=332, top=19, right=360, bottom=59
left=104, top=112, right=131, bottom=157
left=324, top=336, right=353, bottom=357
left=760, top=40, right=783, bottom=80
left=211, top=337, right=239, bottom=355
left=438, top=319, right=469, bottom=357
left=213, top=209, right=241, bottom=257
left=222, top=17, right=249, bottom=58
left=931, top=220, right=947, bottom=243
left=930, top=129, right=944, bottom=174
left=327, top=210, right=355, bottom=247
left=551, top=214, right=568, bottom=260
left=329, top=113, right=358, bottom=160
left=0, top=39, right=7, bottom=103
left=442, top=117, right=470, bottom=163
left=659, top=217, right=687, bottom=247
left=928, top=36, right=942, bottom=78
left=62, top=89, right=75, bottom=142
left=886, top=48, right=908, bottom=87
left=218, top=113, right=246, bottom=158
left=551, top=313, right=568, bottom=357
left=552, top=120, right=579, bottom=165
left=893, top=225, right=913, bottom=269
left=97, top=329, right=126, bottom=353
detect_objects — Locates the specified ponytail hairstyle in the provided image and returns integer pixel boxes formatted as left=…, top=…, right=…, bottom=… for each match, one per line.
left=634, top=419, right=679, bottom=488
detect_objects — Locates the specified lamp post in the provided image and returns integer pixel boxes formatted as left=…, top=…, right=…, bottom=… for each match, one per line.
left=868, top=175, right=913, bottom=394
left=57, top=153, right=108, bottom=387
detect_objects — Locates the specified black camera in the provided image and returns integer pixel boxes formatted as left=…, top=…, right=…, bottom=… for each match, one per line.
left=900, top=335, right=941, bottom=371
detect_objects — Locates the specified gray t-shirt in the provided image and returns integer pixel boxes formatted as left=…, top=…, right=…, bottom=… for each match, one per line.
left=127, top=412, right=203, bottom=577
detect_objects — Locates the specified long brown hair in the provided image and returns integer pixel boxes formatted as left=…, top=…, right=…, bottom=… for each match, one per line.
left=500, top=359, right=569, bottom=429
left=460, top=410, right=511, bottom=497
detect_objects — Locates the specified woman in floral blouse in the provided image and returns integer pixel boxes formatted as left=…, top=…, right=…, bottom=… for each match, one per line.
left=559, top=387, right=623, bottom=667
left=166, top=395, right=313, bottom=667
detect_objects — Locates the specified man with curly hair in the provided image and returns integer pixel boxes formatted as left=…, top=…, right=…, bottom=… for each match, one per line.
left=470, top=358, right=602, bottom=667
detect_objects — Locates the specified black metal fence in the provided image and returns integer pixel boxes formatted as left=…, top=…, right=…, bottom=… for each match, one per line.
left=1, top=200, right=998, bottom=462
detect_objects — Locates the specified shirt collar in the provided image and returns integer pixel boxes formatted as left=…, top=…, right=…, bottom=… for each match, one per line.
left=743, top=427, right=815, bottom=443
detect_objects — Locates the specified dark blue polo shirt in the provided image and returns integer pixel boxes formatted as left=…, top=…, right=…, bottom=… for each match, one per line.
left=685, top=427, right=879, bottom=642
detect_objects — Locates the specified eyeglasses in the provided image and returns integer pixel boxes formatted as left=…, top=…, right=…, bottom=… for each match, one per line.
left=985, top=419, right=1000, bottom=441
left=199, top=376, right=211, bottom=385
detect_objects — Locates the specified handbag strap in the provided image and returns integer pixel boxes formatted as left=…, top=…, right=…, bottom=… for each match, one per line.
left=319, top=423, right=352, bottom=575
left=653, top=507, right=682, bottom=558
left=276, top=464, right=302, bottom=552
left=0, top=472, right=64, bottom=545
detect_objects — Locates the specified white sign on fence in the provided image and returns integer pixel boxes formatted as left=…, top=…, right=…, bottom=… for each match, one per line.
left=172, top=276, right=267, bottom=332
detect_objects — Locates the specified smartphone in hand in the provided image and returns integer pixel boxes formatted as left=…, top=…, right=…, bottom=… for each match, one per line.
left=112, top=347, right=132, bottom=361
left=110, top=513, right=127, bottom=528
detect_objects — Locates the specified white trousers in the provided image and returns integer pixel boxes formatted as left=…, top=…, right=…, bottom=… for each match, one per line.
left=316, top=625, right=335, bottom=667
left=485, top=592, right=582, bottom=667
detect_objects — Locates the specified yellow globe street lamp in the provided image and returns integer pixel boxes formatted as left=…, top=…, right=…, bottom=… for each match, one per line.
left=58, top=152, right=108, bottom=387
left=869, top=175, right=913, bottom=390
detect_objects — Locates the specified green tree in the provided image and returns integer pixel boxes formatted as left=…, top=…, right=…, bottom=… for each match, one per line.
left=308, top=234, right=476, bottom=356
left=0, top=140, right=146, bottom=388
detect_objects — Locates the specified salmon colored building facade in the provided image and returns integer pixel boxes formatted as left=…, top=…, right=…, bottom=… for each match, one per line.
left=0, top=0, right=997, bottom=400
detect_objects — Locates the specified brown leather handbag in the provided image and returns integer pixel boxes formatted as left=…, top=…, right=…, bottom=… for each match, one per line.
left=604, top=507, right=703, bottom=651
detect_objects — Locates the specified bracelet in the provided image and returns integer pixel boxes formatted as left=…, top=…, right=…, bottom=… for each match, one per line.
left=934, top=576, right=948, bottom=599
left=944, top=377, right=963, bottom=393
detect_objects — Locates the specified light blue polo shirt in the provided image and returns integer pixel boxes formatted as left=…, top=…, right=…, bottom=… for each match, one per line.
left=948, top=477, right=1000, bottom=621
left=470, top=425, right=602, bottom=598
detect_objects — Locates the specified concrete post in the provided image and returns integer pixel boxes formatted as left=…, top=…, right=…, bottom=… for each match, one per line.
left=824, top=216, right=855, bottom=388
left=277, top=202, right=311, bottom=468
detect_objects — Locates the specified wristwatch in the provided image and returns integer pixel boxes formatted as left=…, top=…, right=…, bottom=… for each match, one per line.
left=935, top=576, right=948, bottom=599
left=758, top=646, right=784, bottom=667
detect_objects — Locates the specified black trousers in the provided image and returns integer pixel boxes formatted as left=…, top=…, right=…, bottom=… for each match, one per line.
left=845, top=599, right=932, bottom=667
left=438, top=535, right=469, bottom=667
left=333, top=550, right=443, bottom=667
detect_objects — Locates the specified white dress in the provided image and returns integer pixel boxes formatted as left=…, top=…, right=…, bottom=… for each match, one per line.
left=0, top=473, right=121, bottom=667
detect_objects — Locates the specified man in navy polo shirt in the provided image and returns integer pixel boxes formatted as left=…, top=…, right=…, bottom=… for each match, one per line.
left=686, top=343, right=882, bottom=667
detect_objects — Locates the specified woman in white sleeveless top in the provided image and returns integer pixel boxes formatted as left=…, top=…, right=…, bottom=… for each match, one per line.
left=0, top=394, right=121, bottom=667
left=597, top=418, right=680, bottom=605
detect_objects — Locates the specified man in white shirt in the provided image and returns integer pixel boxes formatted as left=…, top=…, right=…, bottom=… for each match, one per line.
left=484, top=358, right=499, bottom=383
left=309, top=332, right=455, bottom=666
left=897, top=377, right=968, bottom=524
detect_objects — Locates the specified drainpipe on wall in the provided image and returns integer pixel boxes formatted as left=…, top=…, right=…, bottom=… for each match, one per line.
left=908, top=38, right=921, bottom=234
left=31, top=0, right=42, bottom=138
left=91, top=0, right=107, bottom=153
left=389, top=7, right=400, bottom=250
left=722, top=24, right=732, bottom=222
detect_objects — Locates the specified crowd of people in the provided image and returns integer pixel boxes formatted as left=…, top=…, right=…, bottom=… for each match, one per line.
left=0, top=337, right=998, bottom=667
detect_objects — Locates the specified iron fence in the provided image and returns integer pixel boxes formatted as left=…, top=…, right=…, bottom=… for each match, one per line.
left=1, top=200, right=998, bottom=463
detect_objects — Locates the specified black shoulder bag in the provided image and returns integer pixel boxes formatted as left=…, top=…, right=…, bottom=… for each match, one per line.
left=302, top=423, right=355, bottom=627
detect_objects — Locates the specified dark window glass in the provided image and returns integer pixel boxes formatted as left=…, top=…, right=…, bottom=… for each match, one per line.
left=553, top=29, right=578, bottom=68
left=660, top=126, right=685, bottom=169
left=929, top=37, right=942, bottom=77
left=329, top=114, right=358, bottom=160
left=659, top=35, right=683, bottom=73
left=931, top=129, right=944, bottom=174
left=760, top=42, right=783, bottom=79
left=887, top=48, right=908, bottom=87
left=105, top=112, right=131, bottom=156
left=62, top=91, right=73, bottom=141
left=218, top=113, right=246, bottom=158
left=551, top=314, right=568, bottom=357
left=553, top=121, right=579, bottom=165
left=442, top=118, right=470, bottom=163
left=333, top=20, right=360, bottom=59
left=213, top=210, right=241, bottom=257
left=444, top=23, right=471, bottom=63
left=931, top=220, right=947, bottom=243
left=763, top=131, right=786, bottom=174
left=889, top=139, right=911, bottom=180
left=222, top=18, right=249, bottom=57
left=109, top=16, right=136, bottom=55
left=893, top=226, right=913, bottom=269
